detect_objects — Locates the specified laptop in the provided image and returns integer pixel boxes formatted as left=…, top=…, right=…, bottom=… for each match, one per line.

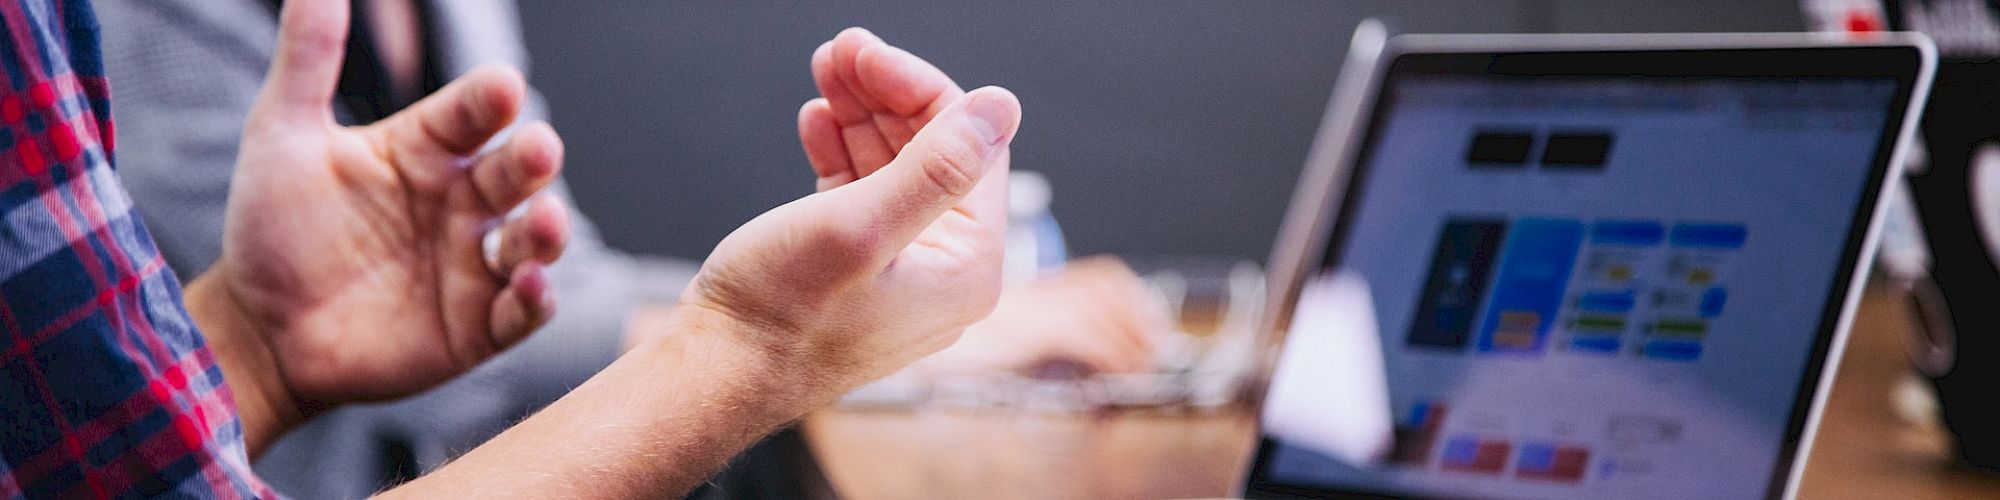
left=1241, top=24, right=1935, bottom=499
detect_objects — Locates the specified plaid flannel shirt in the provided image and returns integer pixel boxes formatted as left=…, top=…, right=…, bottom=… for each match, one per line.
left=0, top=0, right=269, bottom=497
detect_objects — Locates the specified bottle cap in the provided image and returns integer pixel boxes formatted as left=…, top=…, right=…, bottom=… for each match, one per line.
left=1009, top=170, right=1052, bottom=218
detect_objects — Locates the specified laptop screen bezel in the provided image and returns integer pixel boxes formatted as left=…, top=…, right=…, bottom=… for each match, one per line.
left=1243, top=36, right=1932, bottom=500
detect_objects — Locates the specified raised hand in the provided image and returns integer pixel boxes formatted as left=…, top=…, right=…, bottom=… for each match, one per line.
left=191, top=0, right=569, bottom=438
left=670, top=30, right=1020, bottom=394
left=381, top=30, right=1020, bottom=497
left=799, top=28, right=968, bottom=193
left=798, top=30, right=1164, bottom=377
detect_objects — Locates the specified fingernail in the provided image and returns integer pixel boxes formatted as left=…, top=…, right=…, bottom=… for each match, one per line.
left=966, top=93, right=1013, bottom=148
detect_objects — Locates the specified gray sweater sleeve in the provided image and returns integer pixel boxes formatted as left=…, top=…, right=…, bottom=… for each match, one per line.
left=99, top=0, right=699, bottom=372
left=98, top=0, right=699, bottom=496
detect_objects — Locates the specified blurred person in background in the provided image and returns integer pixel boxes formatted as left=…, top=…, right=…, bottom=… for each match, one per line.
left=98, top=0, right=1163, bottom=497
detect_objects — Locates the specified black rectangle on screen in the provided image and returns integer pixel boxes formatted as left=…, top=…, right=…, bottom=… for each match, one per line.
left=1465, top=130, right=1534, bottom=166
left=1407, top=219, right=1508, bottom=349
left=1542, top=132, right=1614, bottom=169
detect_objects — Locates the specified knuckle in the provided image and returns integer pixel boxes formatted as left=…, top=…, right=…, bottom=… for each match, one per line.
left=456, top=89, right=497, bottom=130
left=921, top=145, right=981, bottom=198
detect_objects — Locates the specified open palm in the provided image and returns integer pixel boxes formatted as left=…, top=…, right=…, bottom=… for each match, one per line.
left=208, top=0, right=569, bottom=407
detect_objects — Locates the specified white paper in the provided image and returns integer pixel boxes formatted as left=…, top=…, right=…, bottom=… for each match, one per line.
left=1261, top=272, right=1393, bottom=465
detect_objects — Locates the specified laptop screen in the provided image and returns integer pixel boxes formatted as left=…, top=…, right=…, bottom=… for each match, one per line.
left=1252, top=47, right=1918, bottom=499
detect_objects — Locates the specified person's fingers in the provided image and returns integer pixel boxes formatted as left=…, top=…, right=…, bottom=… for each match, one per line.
left=1078, top=291, right=1155, bottom=373
left=870, top=113, right=920, bottom=157
left=813, top=28, right=965, bottom=175
left=1095, top=266, right=1164, bottom=368
left=849, top=33, right=966, bottom=171
left=1100, top=309, right=1157, bottom=372
left=252, top=0, right=349, bottom=126
left=830, top=28, right=888, bottom=115
left=854, top=43, right=961, bottom=127
left=963, top=146, right=1013, bottom=233
left=1056, top=257, right=1159, bottom=372
left=487, top=261, right=555, bottom=353
left=1097, top=336, right=1153, bottom=373
left=376, top=64, right=527, bottom=160
left=811, top=39, right=871, bottom=126
left=818, top=29, right=899, bottom=173
left=1067, top=314, right=1151, bottom=374
left=799, top=98, right=856, bottom=191
left=840, top=121, right=898, bottom=180
left=468, top=121, right=563, bottom=214
left=821, top=87, right=1020, bottom=261
left=493, top=195, right=570, bottom=276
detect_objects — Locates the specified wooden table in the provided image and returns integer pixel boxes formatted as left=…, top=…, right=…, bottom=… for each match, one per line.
left=805, top=284, right=2000, bottom=499
left=1794, top=285, right=2000, bottom=499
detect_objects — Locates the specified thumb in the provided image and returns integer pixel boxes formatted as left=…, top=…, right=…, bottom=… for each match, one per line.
left=251, top=0, right=349, bottom=126
left=826, top=86, right=1020, bottom=259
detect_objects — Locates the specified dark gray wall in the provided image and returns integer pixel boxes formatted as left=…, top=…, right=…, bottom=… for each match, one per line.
left=516, top=1, right=1803, bottom=264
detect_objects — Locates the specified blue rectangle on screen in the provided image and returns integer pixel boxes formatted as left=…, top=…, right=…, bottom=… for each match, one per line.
left=1442, top=437, right=1481, bottom=464
left=1590, top=220, right=1664, bottom=246
left=1643, top=340, right=1703, bottom=361
left=1476, top=218, right=1585, bottom=354
left=1700, top=288, right=1728, bottom=317
left=1575, top=292, right=1637, bottom=313
left=1669, top=224, right=1748, bottom=248
left=1408, top=400, right=1433, bottom=426
left=1517, top=444, right=1555, bottom=471
left=1569, top=336, right=1621, bottom=353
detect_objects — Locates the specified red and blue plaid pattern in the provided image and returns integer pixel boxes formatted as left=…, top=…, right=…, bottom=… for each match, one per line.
left=0, top=1, right=269, bottom=498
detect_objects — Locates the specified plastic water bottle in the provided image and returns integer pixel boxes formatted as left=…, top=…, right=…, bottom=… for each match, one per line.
left=1005, top=170, right=1067, bottom=284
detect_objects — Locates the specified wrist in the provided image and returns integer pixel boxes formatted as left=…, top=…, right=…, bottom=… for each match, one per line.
left=654, top=301, right=842, bottom=409
left=184, top=268, right=303, bottom=458
left=394, top=300, right=837, bottom=497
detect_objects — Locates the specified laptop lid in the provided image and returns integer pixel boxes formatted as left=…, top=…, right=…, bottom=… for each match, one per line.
left=1243, top=30, right=1935, bottom=499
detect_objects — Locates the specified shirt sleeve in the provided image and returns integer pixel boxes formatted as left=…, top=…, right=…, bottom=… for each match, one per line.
left=0, top=0, right=272, bottom=497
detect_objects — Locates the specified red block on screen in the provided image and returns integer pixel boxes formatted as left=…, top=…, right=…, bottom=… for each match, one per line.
left=1516, top=445, right=1590, bottom=483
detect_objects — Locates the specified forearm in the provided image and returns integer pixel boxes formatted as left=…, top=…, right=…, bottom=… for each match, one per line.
left=183, top=272, right=301, bottom=458
left=383, top=307, right=823, bottom=498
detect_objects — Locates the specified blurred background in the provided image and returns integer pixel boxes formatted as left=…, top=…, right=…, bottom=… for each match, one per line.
left=515, top=8, right=2000, bottom=496
left=513, top=0, right=1803, bottom=264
